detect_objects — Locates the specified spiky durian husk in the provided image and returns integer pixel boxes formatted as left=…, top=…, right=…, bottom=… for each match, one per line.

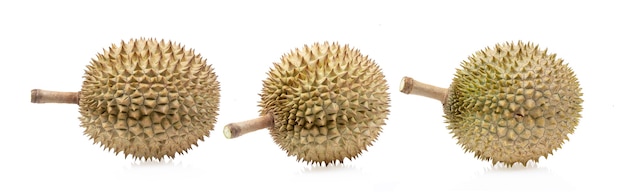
left=444, top=41, right=583, bottom=166
left=79, top=38, right=220, bottom=160
left=260, top=42, right=390, bottom=165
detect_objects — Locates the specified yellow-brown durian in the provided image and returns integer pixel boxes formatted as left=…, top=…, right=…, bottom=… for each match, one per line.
left=400, top=41, right=583, bottom=166
left=31, top=38, right=220, bottom=160
left=224, top=42, right=390, bottom=165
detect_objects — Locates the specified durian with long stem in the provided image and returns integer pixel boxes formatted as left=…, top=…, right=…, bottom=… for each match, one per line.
left=400, top=41, right=583, bottom=166
left=31, top=38, right=221, bottom=160
left=224, top=42, right=391, bottom=165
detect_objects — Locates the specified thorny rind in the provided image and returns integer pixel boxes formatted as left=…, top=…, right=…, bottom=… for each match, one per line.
left=79, top=38, right=221, bottom=161
left=402, top=41, right=583, bottom=167
left=260, top=42, right=391, bottom=165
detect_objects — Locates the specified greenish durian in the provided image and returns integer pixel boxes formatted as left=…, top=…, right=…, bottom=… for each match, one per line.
left=224, top=42, right=390, bottom=165
left=31, top=38, right=220, bottom=160
left=400, top=41, right=583, bottom=166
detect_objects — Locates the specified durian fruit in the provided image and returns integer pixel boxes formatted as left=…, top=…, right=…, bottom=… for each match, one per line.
left=30, top=38, right=220, bottom=160
left=400, top=41, right=583, bottom=166
left=223, top=42, right=390, bottom=165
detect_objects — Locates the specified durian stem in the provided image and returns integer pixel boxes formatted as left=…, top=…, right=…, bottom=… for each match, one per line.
left=400, top=76, right=448, bottom=103
left=31, top=89, right=79, bottom=104
left=223, top=114, right=274, bottom=139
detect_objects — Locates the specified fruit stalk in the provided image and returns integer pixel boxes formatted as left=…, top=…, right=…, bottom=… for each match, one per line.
left=223, top=114, right=274, bottom=139
left=31, top=89, right=79, bottom=104
left=400, top=76, right=448, bottom=103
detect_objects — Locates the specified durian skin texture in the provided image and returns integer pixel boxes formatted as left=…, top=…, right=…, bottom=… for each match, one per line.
left=260, top=42, right=390, bottom=165
left=79, top=38, right=220, bottom=160
left=444, top=41, right=583, bottom=166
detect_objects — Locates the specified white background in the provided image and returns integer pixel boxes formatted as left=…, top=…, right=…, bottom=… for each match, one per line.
left=1, top=0, right=623, bottom=194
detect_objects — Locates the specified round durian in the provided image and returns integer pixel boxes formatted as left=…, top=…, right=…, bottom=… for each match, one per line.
left=224, top=42, right=390, bottom=165
left=31, top=38, right=220, bottom=160
left=400, top=41, right=583, bottom=166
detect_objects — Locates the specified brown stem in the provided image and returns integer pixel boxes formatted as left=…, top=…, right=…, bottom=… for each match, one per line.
left=31, top=89, right=79, bottom=104
left=223, top=114, right=274, bottom=139
left=400, top=76, right=448, bottom=104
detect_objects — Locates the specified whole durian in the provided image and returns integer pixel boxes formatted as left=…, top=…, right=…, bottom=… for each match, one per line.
left=400, top=41, right=583, bottom=166
left=31, top=38, right=220, bottom=160
left=223, top=42, right=390, bottom=165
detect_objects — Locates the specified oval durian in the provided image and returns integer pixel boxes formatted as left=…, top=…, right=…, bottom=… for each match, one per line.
left=400, top=41, right=583, bottom=166
left=224, top=42, right=390, bottom=165
left=31, top=38, right=220, bottom=160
